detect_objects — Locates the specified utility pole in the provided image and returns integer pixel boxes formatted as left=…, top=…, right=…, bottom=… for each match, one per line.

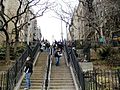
left=52, top=35, right=54, bottom=44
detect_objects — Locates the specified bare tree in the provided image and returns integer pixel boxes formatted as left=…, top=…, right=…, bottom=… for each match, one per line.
left=51, top=0, right=78, bottom=40
left=76, top=0, right=120, bottom=42
left=0, top=0, right=55, bottom=62
left=12, top=0, right=55, bottom=54
left=0, top=0, right=10, bottom=62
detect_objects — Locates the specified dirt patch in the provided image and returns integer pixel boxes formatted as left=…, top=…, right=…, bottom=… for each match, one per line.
left=92, top=59, right=117, bottom=70
left=0, top=60, right=15, bottom=71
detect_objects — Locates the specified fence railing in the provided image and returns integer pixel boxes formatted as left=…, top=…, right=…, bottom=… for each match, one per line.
left=0, top=42, right=40, bottom=90
left=84, top=69, right=120, bottom=90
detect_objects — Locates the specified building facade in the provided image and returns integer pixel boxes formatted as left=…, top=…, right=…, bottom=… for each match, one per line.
left=0, top=0, right=41, bottom=45
left=69, top=0, right=120, bottom=46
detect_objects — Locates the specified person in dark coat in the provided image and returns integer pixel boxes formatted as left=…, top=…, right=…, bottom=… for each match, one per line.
left=83, top=39, right=91, bottom=61
left=24, top=56, right=33, bottom=90
left=54, top=47, right=62, bottom=66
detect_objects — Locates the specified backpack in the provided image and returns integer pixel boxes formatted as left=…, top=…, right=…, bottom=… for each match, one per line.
left=54, top=51, right=58, bottom=57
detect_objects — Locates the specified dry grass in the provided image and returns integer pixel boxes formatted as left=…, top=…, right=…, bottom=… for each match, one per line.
left=92, top=60, right=113, bottom=70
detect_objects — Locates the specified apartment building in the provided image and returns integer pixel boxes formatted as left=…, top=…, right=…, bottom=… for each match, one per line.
left=0, top=0, right=40, bottom=45
left=70, top=0, right=120, bottom=46
left=69, top=0, right=95, bottom=43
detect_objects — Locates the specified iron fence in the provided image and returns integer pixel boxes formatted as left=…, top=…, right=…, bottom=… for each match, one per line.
left=84, top=69, right=120, bottom=90
left=64, top=41, right=120, bottom=90
left=0, top=42, right=40, bottom=90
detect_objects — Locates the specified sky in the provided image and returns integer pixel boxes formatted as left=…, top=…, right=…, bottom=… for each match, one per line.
left=37, top=12, right=64, bottom=43
left=37, top=0, right=78, bottom=44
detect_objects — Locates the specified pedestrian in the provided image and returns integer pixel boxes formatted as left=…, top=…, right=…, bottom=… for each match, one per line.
left=57, top=41, right=64, bottom=52
left=72, top=47, right=78, bottom=57
left=24, top=56, right=33, bottom=90
left=83, top=39, right=91, bottom=62
left=54, top=47, right=62, bottom=66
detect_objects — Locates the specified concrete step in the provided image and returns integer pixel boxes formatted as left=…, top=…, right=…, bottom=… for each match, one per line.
left=50, top=76, right=72, bottom=78
left=22, top=79, right=44, bottom=83
left=50, top=82, right=75, bottom=86
left=19, top=88, right=41, bottom=90
left=21, top=82, right=43, bottom=86
left=50, top=78, right=73, bottom=81
left=49, top=85, right=75, bottom=89
left=49, top=89, right=75, bottom=90
left=19, top=85, right=42, bottom=89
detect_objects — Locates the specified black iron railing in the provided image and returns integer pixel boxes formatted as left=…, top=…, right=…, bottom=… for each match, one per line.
left=70, top=49, right=85, bottom=90
left=0, top=42, right=40, bottom=90
left=64, top=41, right=85, bottom=90
left=44, top=47, right=52, bottom=90
left=84, top=69, right=120, bottom=90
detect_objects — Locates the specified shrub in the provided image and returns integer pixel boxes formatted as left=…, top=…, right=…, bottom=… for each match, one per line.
left=98, top=45, right=111, bottom=59
left=97, top=45, right=120, bottom=66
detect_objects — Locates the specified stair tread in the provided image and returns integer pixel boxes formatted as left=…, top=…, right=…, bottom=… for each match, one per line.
left=49, top=89, right=75, bottom=90
left=49, top=85, right=75, bottom=89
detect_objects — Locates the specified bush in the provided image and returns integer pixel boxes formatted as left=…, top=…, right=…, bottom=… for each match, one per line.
left=97, top=45, right=120, bottom=66
left=75, top=40, right=83, bottom=49
left=98, top=45, right=111, bottom=59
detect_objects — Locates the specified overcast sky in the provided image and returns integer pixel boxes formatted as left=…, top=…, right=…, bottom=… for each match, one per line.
left=37, top=0, right=78, bottom=44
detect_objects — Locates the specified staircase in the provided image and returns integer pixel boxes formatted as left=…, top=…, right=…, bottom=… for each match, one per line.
left=19, top=52, right=48, bottom=90
left=49, top=55, right=76, bottom=90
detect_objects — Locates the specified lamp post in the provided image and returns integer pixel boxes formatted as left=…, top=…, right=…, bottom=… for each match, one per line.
left=27, top=21, right=33, bottom=58
left=27, top=22, right=30, bottom=45
left=61, top=19, right=63, bottom=41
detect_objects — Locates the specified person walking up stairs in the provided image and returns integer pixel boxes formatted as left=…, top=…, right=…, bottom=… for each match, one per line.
left=49, top=54, right=76, bottom=90
left=19, top=52, right=48, bottom=90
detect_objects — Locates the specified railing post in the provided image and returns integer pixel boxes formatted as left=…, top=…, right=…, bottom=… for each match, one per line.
left=6, top=71, right=9, bottom=90
left=82, top=72, right=85, bottom=90
left=1, top=72, right=4, bottom=90
left=117, top=69, right=120, bottom=87
left=95, top=70, right=97, bottom=90
left=14, top=61, right=18, bottom=85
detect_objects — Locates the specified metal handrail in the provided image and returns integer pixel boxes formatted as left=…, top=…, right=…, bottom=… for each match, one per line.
left=64, top=41, right=85, bottom=90
left=43, top=47, right=52, bottom=90
left=70, top=49, right=85, bottom=90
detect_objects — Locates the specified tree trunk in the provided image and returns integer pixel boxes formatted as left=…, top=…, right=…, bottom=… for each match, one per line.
left=5, top=41, right=10, bottom=62
left=14, top=41, right=19, bottom=55
left=2, top=28, right=10, bottom=62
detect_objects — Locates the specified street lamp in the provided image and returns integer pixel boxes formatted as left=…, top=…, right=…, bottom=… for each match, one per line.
left=0, top=20, right=3, bottom=30
left=61, top=19, right=63, bottom=41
